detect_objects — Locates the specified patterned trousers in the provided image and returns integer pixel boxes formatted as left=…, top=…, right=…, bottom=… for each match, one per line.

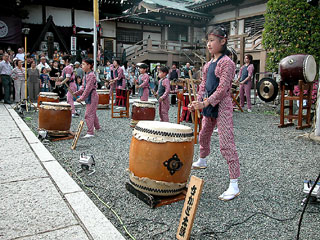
left=159, top=98, right=169, bottom=122
left=199, top=99, right=240, bottom=179
left=67, top=81, right=77, bottom=114
left=239, top=80, right=252, bottom=110
left=85, top=94, right=100, bottom=135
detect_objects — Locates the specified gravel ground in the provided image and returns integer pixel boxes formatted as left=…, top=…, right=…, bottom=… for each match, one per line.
left=22, top=97, right=320, bottom=240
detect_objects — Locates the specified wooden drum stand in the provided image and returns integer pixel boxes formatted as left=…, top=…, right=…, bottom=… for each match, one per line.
left=279, top=80, right=313, bottom=130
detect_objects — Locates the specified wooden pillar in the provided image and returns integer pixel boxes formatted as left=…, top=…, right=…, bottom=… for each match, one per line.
left=259, top=50, right=267, bottom=74
left=239, top=35, right=245, bottom=66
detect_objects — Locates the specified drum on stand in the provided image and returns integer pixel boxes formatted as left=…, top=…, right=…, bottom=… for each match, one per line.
left=128, top=121, right=194, bottom=196
left=38, top=102, right=72, bottom=136
left=37, top=92, right=59, bottom=108
left=279, top=54, right=317, bottom=86
left=97, top=89, right=110, bottom=109
left=131, top=100, right=156, bottom=128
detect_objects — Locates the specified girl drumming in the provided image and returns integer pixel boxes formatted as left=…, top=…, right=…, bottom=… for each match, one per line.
left=189, top=27, right=240, bottom=201
left=136, top=63, right=150, bottom=101
left=155, top=66, right=170, bottom=122
left=75, top=58, right=100, bottom=138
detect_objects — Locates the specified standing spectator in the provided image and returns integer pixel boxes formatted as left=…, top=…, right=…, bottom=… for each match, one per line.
left=11, top=60, right=26, bottom=103
left=168, top=63, right=181, bottom=105
left=183, top=62, right=191, bottom=78
left=36, top=56, right=51, bottom=74
left=104, top=60, right=111, bottom=82
left=15, top=48, right=25, bottom=61
left=49, top=61, right=61, bottom=90
left=53, top=50, right=61, bottom=62
left=40, top=68, right=50, bottom=92
left=27, top=61, right=40, bottom=101
left=237, top=54, right=254, bottom=112
left=152, top=64, right=161, bottom=92
left=0, top=53, right=13, bottom=104
left=74, top=61, right=84, bottom=85
left=110, top=60, right=125, bottom=91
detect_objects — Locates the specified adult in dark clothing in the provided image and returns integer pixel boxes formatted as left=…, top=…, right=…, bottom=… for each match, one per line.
left=0, top=53, right=13, bottom=104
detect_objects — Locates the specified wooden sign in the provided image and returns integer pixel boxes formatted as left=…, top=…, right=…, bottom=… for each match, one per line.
left=176, top=175, right=204, bottom=240
left=71, top=120, right=84, bottom=150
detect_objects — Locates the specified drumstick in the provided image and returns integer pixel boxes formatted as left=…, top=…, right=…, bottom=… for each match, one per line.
left=186, top=78, right=194, bottom=123
left=189, top=70, right=201, bottom=119
left=61, top=78, right=84, bottom=106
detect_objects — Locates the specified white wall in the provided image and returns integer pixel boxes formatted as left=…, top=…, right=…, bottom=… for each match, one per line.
left=22, top=5, right=42, bottom=24
left=239, top=3, right=266, bottom=17
left=46, top=6, right=71, bottom=27
left=75, top=10, right=94, bottom=29
left=101, top=21, right=116, bottom=38
left=143, top=32, right=161, bottom=40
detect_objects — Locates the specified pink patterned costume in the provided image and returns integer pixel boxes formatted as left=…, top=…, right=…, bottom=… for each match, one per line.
left=156, top=77, right=170, bottom=122
left=197, top=55, right=240, bottom=179
left=63, top=65, right=76, bottom=114
left=239, top=64, right=254, bottom=110
left=138, top=73, right=150, bottom=101
left=75, top=71, right=100, bottom=135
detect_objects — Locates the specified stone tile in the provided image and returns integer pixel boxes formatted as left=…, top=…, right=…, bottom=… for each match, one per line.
left=65, top=191, right=125, bottom=240
left=0, top=178, right=78, bottom=239
left=43, top=160, right=82, bottom=194
left=0, top=138, right=32, bottom=157
left=0, top=128, right=22, bottom=139
left=0, top=152, right=47, bottom=184
left=22, top=130, right=41, bottom=144
left=16, top=225, right=89, bottom=240
left=30, top=142, right=55, bottom=162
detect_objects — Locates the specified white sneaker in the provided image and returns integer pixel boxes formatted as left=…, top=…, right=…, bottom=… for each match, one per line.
left=247, top=109, right=252, bottom=113
left=192, top=158, right=207, bottom=169
left=72, top=114, right=78, bottom=118
left=213, top=128, right=218, bottom=133
left=82, top=134, right=94, bottom=138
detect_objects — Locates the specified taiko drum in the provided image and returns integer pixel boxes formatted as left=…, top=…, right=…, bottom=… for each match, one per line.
left=279, top=54, right=317, bottom=86
left=97, top=89, right=110, bottom=108
left=37, top=92, right=59, bottom=108
left=130, top=100, right=156, bottom=128
left=128, top=121, right=194, bottom=196
left=38, top=102, right=71, bottom=136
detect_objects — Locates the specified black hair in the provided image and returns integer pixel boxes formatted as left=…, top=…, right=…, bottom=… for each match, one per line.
left=113, top=59, right=121, bottom=65
left=206, top=26, right=228, bottom=55
left=83, top=58, right=94, bottom=68
left=62, top=55, right=71, bottom=62
left=159, top=66, right=169, bottom=74
left=245, top=54, right=253, bottom=63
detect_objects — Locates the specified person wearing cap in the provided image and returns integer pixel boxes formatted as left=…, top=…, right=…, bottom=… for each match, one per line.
left=36, top=56, right=51, bottom=74
left=136, top=63, right=150, bottom=101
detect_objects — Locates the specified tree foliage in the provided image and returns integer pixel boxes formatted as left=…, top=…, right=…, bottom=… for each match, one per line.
left=262, top=0, right=320, bottom=72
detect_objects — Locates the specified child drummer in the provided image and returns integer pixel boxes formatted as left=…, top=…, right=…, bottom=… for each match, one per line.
left=136, top=63, right=150, bottom=101
left=155, top=66, right=170, bottom=122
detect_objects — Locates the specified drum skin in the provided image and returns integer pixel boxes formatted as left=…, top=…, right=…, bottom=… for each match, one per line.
left=129, top=137, right=194, bottom=196
left=97, top=90, right=110, bottom=107
left=37, top=94, right=59, bottom=108
left=38, top=103, right=71, bottom=135
left=279, top=54, right=316, bottom=85
left=131, top=105, right=155, bottom=121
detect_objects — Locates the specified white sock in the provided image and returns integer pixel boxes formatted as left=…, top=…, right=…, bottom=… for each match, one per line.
left=199, top=158, right=207, bottom=164
left=226, top=179, right=239, bottom=194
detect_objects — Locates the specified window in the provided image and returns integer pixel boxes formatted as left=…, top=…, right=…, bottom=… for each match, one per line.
left=168, top=25, right=188, bottom=42
left=244, top=15, right=265, bottom=36
left=116, top=28, right=142, bottom=43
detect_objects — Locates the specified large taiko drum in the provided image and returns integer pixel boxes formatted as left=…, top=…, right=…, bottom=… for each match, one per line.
left=279, top=54, right=317, bottom=86
left=97, top=89, right=110, bottom=109
left=130, top=100, right=156, bottom=128
left=37, top=92, right=59, bottom=108
left=128, top=121, right=194, bottom=196
left=38, top=102, right=71, bottom=136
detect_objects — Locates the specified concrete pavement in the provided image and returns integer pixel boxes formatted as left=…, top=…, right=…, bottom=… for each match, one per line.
left=0, top=103, right=125, bottom=240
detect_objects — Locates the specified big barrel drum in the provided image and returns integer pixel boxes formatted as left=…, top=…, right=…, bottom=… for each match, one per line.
left=128, top=121, right=194, bottom=196
left=97, top=89, right=110, bottom=108
left=38, top=102, right=72, bottom=136
left=37, top=92, right=59, bottom=108
left=279, top=54, right=317, bottom=86
left=130, top=100, right=156, bottom=128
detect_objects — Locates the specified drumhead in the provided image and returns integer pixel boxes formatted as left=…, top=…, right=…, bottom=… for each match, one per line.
left=303, top=55, right=317, bottom=82
left=39, top=92, right=58, bottom=97
left=97, top=89, right=110, bottom=94
left=133, top=121, right=194, bottom=143
left=133, top=100, right=156, bottom=108
left=40, top=102, right=71, bottom=108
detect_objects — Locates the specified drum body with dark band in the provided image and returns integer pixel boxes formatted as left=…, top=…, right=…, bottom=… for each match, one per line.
left=97, top=89, right=110, bottom=108
left=37, top=92, right=59, bottom=108
left=38, top=102, right=71, bottom=136
left=131, top=100, right=156, bottom=127
left=279, top=54, right=317, bottom=86
left=128, top=121, right=194, bottom=196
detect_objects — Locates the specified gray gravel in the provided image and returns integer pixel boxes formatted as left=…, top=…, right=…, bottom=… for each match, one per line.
left=22, top=97, right=320, bottom=240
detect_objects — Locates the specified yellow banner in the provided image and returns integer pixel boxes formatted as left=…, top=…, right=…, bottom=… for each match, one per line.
left=94, top=0, right=99, bottom=25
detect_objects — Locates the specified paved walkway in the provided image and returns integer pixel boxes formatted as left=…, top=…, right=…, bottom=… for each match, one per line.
left=0, top=103, right=125, bottom=240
